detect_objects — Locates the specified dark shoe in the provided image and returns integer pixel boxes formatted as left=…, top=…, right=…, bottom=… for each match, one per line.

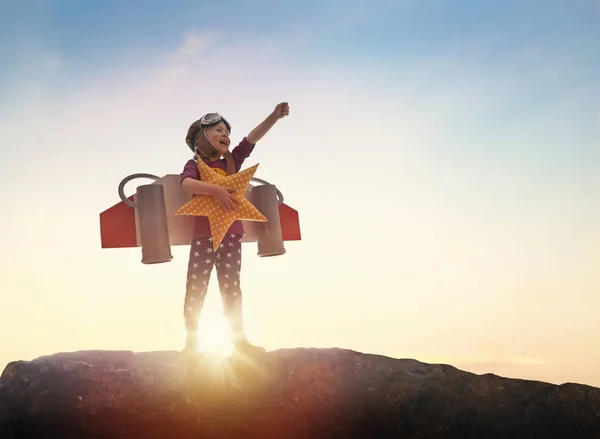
left=232, top=338, right=266, bottom=355
left=182, top=331, right=200, bottom=354
left=182, top=337, right=202, bottom=372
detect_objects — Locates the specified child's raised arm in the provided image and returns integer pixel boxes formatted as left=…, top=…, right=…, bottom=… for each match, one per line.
left=246, top=102, right=290, bottom=144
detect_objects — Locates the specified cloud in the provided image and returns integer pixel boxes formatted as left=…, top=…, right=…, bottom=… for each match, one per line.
left=176, top=31, right=221, bottom=57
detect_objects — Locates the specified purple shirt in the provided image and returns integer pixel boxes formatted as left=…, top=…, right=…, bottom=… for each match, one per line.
left=180, top=136, right=256, bottom=239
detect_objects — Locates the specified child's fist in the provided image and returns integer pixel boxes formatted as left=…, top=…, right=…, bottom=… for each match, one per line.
left=273, top=102, right=290, bottom=119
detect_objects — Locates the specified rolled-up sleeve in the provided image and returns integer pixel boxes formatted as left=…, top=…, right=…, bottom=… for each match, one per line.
left=180, top=159, right=199, bottom=184
left=231, top=137, right=256, bottom=171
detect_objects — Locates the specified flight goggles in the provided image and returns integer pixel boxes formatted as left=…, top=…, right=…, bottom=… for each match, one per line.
left=189, top=112, right=231, bottom=152
left=199, top=113, right=231, bottom=132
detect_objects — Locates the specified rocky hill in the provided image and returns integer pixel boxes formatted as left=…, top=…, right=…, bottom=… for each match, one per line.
left=1, top=348, right=599, bottom=438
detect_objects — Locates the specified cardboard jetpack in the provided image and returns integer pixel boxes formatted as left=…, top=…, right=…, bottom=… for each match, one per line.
left=98, top=174, right=301, bottom=261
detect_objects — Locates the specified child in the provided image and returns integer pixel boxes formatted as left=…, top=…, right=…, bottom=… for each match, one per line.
left=180, top=102, right=290, bottom=355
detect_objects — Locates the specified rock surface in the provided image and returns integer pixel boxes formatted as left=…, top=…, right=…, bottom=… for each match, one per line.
left=0, top=348, right=599, bottom=438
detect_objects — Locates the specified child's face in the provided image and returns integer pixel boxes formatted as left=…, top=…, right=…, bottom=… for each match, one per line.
left=205, top=122, right=230, bottom=156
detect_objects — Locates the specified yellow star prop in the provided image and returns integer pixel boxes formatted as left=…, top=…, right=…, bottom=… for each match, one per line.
left=175, top=159, right=268, bottom=251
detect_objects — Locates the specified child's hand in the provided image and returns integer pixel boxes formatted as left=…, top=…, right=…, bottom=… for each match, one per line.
left=272, top=102, right=290, bottom=120
left=211, top=186, right=240, bottom=212
left=247, top=103, right=290, bottom=143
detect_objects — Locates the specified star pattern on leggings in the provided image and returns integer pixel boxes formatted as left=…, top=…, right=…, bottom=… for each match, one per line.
left=184, top=235, right=244, bottom=324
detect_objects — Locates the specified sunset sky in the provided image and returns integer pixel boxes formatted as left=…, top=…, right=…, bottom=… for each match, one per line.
left=1, top=0, right=599, bottom=388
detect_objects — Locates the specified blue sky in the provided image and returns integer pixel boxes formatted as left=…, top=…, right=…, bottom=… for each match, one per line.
left=1, top=0, right=599, bottom=387
left=3, top=1, right=599, bottom=169
left=3, top=1, right=599, bottom=86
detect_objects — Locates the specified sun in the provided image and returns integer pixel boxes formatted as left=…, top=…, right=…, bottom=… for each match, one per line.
left=195, top=315, right=234, bottom=358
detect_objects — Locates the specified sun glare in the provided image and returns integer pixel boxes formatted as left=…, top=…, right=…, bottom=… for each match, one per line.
left=196, top=315, right=234, bottom=358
